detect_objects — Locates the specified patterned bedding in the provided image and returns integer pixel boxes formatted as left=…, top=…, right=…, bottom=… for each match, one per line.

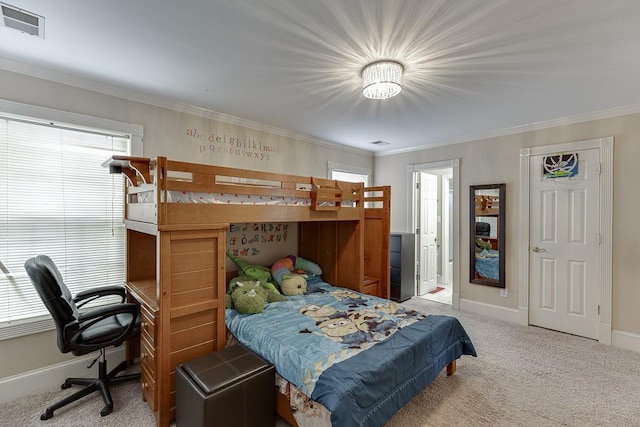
left=225, top=278, right=476, bottom=427
left=475, top=249, right=499, bottom=280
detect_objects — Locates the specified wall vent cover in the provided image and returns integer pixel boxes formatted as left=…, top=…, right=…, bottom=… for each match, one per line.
left=1, top=3, right=44, bottom=38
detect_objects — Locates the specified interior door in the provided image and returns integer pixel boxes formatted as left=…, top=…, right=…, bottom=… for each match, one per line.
left=418, top=172, right=438, bottom=295
left=529, top=148, right=600, bottom=339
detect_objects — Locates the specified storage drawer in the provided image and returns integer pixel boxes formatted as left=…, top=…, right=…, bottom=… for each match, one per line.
left=390, top=267, right=401, bottom=285
left=390, top=283, right=400, bottom=301
left=390, top=235, right=401, bottom=252
left=140, top=304, right=156, bottom=341
left=140, top=333, right=156, bottom=375
left=141, top=363, right=157, bottom=411
left=390, top=252, right=401, bottom=268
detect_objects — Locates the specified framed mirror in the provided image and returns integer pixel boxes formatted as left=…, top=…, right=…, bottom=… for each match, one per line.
left=470, top=183, right=505, bottom=287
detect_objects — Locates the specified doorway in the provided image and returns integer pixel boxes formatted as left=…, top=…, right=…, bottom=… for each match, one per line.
left=409, top=160, right=460, bottom=307
left=519, top=137, right=613, bottom=344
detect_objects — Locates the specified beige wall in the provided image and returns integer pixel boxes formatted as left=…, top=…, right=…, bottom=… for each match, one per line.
left=0, top=68, right=374, bottom=379
left=375, top=113, right=640, bottom=336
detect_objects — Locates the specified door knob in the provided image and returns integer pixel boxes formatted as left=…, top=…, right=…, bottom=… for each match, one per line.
left=531, top=246, right=546, bottom=253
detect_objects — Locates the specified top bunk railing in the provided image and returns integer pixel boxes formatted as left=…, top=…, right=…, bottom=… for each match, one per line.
left=363, top=186, right=391, bottom=210
left=103, top=156, right=366, bottom=226
left=474, top=194, right=500, bottom=216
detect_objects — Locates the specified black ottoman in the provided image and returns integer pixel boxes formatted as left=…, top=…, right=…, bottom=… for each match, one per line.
left=175, top=343, right=275, bottom=427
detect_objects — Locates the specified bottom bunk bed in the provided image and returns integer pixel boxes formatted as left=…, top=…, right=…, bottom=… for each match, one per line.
left=225, top=277, right=477, bottom=427
left=475, top=248, right=500, bottom=281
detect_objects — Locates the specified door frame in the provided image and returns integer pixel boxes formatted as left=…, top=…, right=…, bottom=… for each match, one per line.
left=407, top=159, right=460, bottom=309
left=518, top=137, right=613, bottom=344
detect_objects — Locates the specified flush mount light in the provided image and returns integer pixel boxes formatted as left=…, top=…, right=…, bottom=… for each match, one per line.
left=361, top=60, right=403, bottom=100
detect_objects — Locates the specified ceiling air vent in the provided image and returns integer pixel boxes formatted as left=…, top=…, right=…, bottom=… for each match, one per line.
left=1, top=3, right=44, bottom=38
left=370, top=140, right=391, bottom=146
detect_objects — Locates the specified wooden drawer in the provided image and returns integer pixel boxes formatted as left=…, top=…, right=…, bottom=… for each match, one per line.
left=140, top=304, right=156, bottom=342
left=140, top=333, right=156, bottom=375
left=140, top=363, right=157, bottom=411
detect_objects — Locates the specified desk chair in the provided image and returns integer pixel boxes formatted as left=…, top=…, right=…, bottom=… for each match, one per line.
left=475, top=221, right=491, bottom=236
left=24, top=255, right=140, bottom=420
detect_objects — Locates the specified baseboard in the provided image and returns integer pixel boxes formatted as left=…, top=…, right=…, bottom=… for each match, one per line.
left=612, top=329, right=640, bottom=352
left=459, top=298, right=520, bottom=324
left=0, top=348, right=126, bottom=404
left=476, top=303, right=639, bottom=353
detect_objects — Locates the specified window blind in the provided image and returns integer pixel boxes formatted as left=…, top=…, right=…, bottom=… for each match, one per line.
left=0, top=117, right=128, bottom=338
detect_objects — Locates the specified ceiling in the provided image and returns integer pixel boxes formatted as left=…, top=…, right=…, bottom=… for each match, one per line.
left=1, top=0, right=640, bottom=154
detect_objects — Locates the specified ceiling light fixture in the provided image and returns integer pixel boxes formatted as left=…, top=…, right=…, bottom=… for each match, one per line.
left=361, top=60, right=403, bottom=100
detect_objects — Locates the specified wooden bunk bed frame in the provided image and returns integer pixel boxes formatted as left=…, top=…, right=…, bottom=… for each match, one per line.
left=103, top=155, right=394, bottom=426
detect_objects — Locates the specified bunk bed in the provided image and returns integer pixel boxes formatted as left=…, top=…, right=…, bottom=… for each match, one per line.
left=103, top=155, right=476, bottom=427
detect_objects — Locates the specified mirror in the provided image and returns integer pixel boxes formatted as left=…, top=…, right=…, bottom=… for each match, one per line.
left=470, top=184, right=505, bottom=287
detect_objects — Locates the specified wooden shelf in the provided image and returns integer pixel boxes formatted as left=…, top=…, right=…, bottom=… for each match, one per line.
left=102, top=155, right=151, bottom=186
left=126, top=278, right=157, bottom=311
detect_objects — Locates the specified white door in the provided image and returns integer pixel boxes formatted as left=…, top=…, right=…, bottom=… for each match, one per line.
left=529, top=148, right=600, bottom=339
left=418, top=172, right=438, bottom=295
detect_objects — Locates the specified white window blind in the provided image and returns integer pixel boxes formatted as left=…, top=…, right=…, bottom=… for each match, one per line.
left=0, top=116, right=129, bottom=338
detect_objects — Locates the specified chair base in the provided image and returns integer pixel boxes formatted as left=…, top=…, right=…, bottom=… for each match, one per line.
left=41, top=351, right=140, bottom=420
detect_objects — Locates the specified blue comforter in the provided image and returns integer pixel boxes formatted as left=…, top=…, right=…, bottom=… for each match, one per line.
left=475, top=249, right=499, bottom=280
left=226, top=278, right=476, bottom=427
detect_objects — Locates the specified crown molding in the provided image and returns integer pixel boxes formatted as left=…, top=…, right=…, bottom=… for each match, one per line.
left=375, top=103, right=640, bottom=157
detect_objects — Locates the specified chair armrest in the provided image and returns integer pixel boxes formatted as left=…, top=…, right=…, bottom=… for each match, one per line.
left=76, top=302, right=138, bottom=323
left=66, top=302, right=139, bottom=352
left=74, top=285, right=127, bottom=307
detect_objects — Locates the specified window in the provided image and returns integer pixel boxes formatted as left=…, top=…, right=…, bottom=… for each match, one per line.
left=328, top=161, right=371, bottom=185
left=0, top=103, right=140, bottom=340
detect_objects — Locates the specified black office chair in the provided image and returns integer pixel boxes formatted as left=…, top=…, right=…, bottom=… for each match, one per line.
left=24, top=255, right=140, bottom=420
left=475, top=221, right=491, bottom=236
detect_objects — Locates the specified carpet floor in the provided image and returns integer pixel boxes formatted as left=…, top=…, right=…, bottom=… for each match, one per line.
left=2, top=297, right=638, bottom=427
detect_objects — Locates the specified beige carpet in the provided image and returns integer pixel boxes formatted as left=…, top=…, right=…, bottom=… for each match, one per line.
left=2, top=298, right=639, bottom=427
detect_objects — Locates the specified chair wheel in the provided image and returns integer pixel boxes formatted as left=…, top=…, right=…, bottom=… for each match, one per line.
left=41, top=410, right=53, bottom=420
left=61, top=382, right=71, bottom=389
left=100, top=405, right=113, bottom=417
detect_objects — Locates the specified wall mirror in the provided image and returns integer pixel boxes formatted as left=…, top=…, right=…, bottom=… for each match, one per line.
left=470, top=183, right=505, bottom=287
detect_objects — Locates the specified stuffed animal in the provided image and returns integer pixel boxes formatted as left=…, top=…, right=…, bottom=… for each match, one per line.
left=271, top=255, right=322, bottom=296
left=229, top=280, right=266, bottom=314
left=227, top=252, right=273, bottom=283
left=226, top=277, right=287, bottom=315
left=280, top=274, right=307, bottom=296
left=228, top=275, right=287, bottom=303
left=475, top=238, right=492, bottom=252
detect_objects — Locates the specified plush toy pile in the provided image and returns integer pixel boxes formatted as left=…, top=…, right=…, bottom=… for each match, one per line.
left=225, top=252, right=323, bottom=314
left=226, top=252, right=287, bottom=314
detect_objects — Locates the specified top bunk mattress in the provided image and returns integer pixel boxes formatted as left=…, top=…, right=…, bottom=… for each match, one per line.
left=136, top=189, right=346, bottom=207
